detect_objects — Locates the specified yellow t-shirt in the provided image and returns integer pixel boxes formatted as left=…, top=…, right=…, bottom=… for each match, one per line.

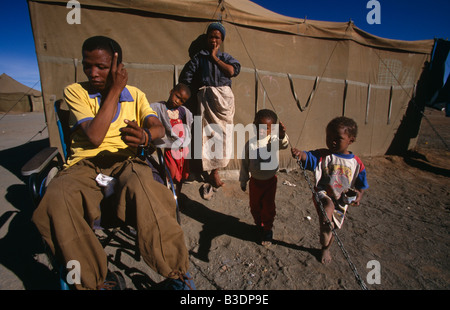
left=64, top=82, right=157, bottom=167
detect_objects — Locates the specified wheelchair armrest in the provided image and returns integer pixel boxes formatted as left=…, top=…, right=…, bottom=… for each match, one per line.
left=21, top=147, right=62, bottom=177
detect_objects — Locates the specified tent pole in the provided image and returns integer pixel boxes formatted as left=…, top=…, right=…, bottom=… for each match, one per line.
left=365, top=84, right=371, bottom=124
left=254, top=69, right=258, bottom=115
left=342, top=79, right=348, bottom=116
left=387, top=86, right=393, bottom=124
left=73, top=58, right=78, bottom=83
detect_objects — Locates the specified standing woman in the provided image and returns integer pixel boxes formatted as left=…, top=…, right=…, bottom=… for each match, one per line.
left=179, top=22, right=241, bottom=188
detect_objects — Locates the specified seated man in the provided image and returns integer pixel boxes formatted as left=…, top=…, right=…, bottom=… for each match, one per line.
left=32, top=36, right=191, bottom=290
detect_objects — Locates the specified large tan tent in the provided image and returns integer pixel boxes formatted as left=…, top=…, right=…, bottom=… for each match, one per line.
left=0, top=73, right=43, bottom=112
left=27, top=0, right=435, bottom=169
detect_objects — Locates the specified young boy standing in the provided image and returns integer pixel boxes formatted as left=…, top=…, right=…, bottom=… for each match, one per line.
left=150, top=83, right=193, bottom=197
left=240, top=109, right=289, bottom=246
left=291, top=116, right=369, bottom=264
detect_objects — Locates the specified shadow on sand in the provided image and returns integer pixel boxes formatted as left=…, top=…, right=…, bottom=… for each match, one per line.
left=178, top=193, right=320, bottom=263
left=0, top=139, right=60, bottom=289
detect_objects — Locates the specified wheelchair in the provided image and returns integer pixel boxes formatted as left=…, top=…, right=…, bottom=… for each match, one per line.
left=21, top=99, right=187, bottom=289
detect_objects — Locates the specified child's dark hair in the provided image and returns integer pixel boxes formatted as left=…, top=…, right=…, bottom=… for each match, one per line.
left=82, top=36, right=122, bottom=64
left=254, top=109, right=278, bottom=124
left=327, top=116, right=358, bottom=138
left=173, top=83, right=191, bottom=99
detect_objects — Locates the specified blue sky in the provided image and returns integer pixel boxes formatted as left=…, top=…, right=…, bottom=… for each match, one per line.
left=251, top=0, right=449, bottom=41
left=1, top=0, right=449, bottom=92
left=0, top=1, right=40, bottom=91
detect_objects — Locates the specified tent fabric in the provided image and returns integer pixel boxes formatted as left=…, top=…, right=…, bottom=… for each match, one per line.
left=29, top=0, right=434, bottom=53
left=0, top=73, right=43, bottom=112
left=28, top=0, right=435, bottom=169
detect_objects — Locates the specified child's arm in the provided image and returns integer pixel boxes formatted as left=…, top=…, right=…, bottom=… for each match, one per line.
left=353, top=156, right=369, bottom=206
left=279, top=122, right=286, bottom=140
left=239, top=163, right=249, bottom=191
left=291, top=147, right=307, bottom=162
left=239, top=142, right=250, bottom=191
left=278, top=122, right=290, bottom=150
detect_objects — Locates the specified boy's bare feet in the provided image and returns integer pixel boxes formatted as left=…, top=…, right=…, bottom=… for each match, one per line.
left=320, top=228, right=334, bottom=264
left=321, top=246, right=332, bottom=264
left=261, top=230, right=273, bottom=247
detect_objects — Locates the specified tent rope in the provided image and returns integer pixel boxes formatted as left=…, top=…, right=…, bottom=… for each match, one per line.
left=219, top=3, right=277, bottom=114
left=291, top=22, right=353, bottom=149
left=420, top=111, right=449, bottom=149
left=221, top=4, right=351, bottom=149
left=25, top=124, right=48, bottom=144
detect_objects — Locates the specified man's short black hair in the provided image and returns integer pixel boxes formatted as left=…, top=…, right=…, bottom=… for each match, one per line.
left=254, top=109, right=278, bottom=124
left=82, top=36, right=123, bottom=64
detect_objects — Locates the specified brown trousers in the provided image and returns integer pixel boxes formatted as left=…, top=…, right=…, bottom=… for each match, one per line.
left=32, top=155, right=189, bottom=289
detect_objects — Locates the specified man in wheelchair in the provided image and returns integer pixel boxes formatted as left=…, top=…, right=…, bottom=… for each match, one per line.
left=32, top=36, right=191, bottom=290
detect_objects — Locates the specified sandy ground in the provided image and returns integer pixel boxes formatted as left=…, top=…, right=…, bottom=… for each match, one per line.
left=0, top=108, right=449, bottom=291
left=176, top=107, right=450, bottom=290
